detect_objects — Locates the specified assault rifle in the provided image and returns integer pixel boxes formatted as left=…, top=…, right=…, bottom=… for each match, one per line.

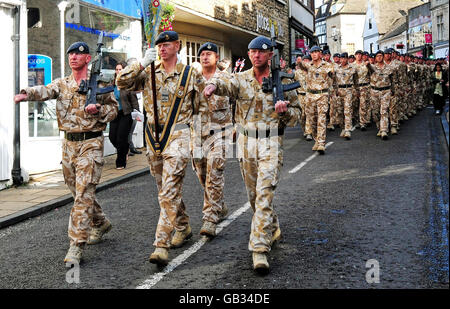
left=262, top=26, right=300, bottom=103
left=78, top=32, right=114, bottom=107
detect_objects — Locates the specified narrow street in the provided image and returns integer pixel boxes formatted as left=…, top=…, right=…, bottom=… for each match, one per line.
left=0, top=106, right=448, bottom=291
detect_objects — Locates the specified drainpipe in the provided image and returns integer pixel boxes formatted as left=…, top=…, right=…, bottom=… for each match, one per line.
left=58, top=1, right=69, bottom=79
left=11, top=5, right=22, bottom=186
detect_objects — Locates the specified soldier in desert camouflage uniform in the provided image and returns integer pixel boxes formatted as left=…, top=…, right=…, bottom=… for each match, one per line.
left=354, top=50, right=371, bottom=131
left=383, top=49, right=400, bottom=135
left=327, top=53, right=341, bottom=132
left=190, top=42, right=232, bottom=238
left=205, top=36, right=300, bottom=274
left=395, top=52, right=409, bottom=124
left=294, top=55, right=309, bottom=138
left=367, top=50, right=395, bottom=140
left=117, top=31, right=208, bottom=266
left=334, top=52, right=358, bottom=140
left=297, top=46, right=334, bottom=154
left=15, top=42, right=119, bottom=264
left=405, top=55, right=418, bottom=117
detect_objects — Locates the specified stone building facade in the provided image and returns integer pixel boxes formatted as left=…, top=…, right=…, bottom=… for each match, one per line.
left=431, top=0, right=449, bottom=59
left=169, top=0, right=291, bottom=70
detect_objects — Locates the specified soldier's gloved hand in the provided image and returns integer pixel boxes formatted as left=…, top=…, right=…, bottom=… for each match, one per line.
left=140, top=48, right=157, bottom=68
left=275, top=100, right=289, bottom=114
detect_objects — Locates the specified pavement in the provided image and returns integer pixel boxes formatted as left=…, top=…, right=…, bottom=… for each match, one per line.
left=0, top=149, right=149, bottom=229
left=0, top=99, right=449, bottom=230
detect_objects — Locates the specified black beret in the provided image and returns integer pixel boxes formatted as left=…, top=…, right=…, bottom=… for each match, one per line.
left=155, top=31, right=179, bottom=45
left=67, top=42, right=90, bottom=54
left=323, top=50, right=331, bottom=55
left=349, top=55, right=355, bottom=59
left=333, top=53, right=340, bottom=58
left=248, top=36, right=272, bottom=50
left=302, top=54, right=312, bottom=60
left=384, top=48, right=394, bottom=54
left=370, top=53, right=375, bottom=58
left=310, top=46, right=322, bottom=53
left=198, top=42, right=218, bottom=56
left=363, top=51, right=369, bottom=56
left=340, top=52, right=348, bottom=58
left=355, top=50, right=363, bottom=55
left=375, top=50, right=384, bottom=56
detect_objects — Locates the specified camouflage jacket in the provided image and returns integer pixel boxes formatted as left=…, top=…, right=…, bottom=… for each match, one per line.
left=116, top=61, right=208, bottom=127
left=367, top=63, right=394, bottom=88
left=21, top=74, right=118, bottom=133
left=334, top=64, right=357, bottom=86
left=212, top=67, right=301, bottom=129
left=294, top=69, right=307, bottom=94
left=297, top=60, right=334, bottom=91
left=353, top=61, right=371, bottom=85
left=196, top=68, right=233, bottom=136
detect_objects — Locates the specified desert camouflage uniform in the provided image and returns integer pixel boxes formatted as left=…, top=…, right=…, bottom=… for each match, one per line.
left=213, top=68, right=300, bottom=253
left=298, top=60, right=334, bottom=148
left=395, top=59, right=408, bottom=121
left=416, top=63, right=425, bottom=109
left=406, top=62, right=418, bottom=116
left=354, top=61, right=371, bottom=126
left=294, top=68, right=309, bottom=135
left=385, top=60, right=400, bottom=129
left=328, top=62, right=340, bottom=129
left=117, top=61, right=205, bottom=249
left=190, top=68, right=233, bottom=224
left=21, top=74, right=118, bottom=247
left=334, top=63, right=357, bottom=132
left=367, top=62, right=394, bottom=134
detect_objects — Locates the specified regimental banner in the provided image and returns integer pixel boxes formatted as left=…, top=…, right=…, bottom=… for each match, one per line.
left=142, top=0, right=163, bottom=48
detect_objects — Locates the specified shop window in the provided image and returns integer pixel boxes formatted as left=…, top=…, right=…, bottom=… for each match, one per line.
left=28, top=8, right=41, bottom=28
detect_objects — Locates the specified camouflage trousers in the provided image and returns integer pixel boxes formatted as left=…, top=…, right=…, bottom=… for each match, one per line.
left=328, top=90, right=338, bottom=127
left=237, top=133, right=283, bottom=253
left=406, top=86, right=417, bottom=115
left=352, top=88, right=359, bottom=125
left=370, top=89, right=391, bottom=133
left=62, top=135, right=106, bottom=247
left=389, top=91, right=399, bottom=127
left=191, top=130, right=229, bottom=224
left=147, top=128, right=191, bottom=249
left=306, top=93, right=329, bottom=146
left=336, top=88, right=353, bottom=131
left=395, top=87, right=407, bottom=119
left=358, top=86, right=371, bottom=126
left=297, top=94, right=309, bottom=135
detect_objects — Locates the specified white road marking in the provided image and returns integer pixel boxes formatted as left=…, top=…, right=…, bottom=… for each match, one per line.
left=136, top=202, right=251, bottom=289
left=137, top=139, right=333, bottom=288
left=288, top=142, right=334, bottom=174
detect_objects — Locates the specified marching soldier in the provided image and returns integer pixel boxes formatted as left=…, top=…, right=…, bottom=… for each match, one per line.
left=367, top=50, right=395, bottom=140
left=294, top=55, right=309, bottom=138
left=354, top=50, right=371, bottom=131
left=297, top=46, right=335, bottom=154
left=334, top=52, right=358, bottom=139
left=328, top=53, right=341, bottom=132
left=116, top=31, right=208, bottom=266
left=191, top=42, right=232, bottom=238
left=301, top=54, right=314, bottom=141
left=383, top=48, right=400, bottom=135
left=14, top=42, right=119, bottom=264
left=204, top=36, right=301, bottom=274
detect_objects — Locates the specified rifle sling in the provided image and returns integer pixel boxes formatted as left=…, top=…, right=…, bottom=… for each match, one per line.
left=146, top=65, right=193, bottom=156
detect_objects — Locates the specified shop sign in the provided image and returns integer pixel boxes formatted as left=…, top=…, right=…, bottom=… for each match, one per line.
left=256, top=11, right=284, bottom=37
left=296, top=39, right=305, bottom=49
left=425, top=33, right=432, bottom=44
left=28, top=55, right=52, bottom=86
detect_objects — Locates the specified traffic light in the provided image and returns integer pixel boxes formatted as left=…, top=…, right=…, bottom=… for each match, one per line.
left=423, top=44, right=433, bottom=58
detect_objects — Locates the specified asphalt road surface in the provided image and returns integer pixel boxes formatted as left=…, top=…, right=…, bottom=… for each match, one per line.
left=0, top=107, right=448, bottom=291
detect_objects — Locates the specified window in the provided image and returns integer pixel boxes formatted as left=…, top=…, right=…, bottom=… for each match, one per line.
left=368, top=18, right=372, bottom=30
left=437, top=14, right=444, bottom=41
left=346, top=43, right=355, bottom=55
left=321, top=4, right=327, bottom=15
left=28, top=8, right=41, bottom=28
left=370, top=42, right=373, bottom=53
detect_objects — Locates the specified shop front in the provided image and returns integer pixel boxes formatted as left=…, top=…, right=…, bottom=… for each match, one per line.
left=289, top=0, right=315, bottom=64
left=22, top=0, right=143, bottom=174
